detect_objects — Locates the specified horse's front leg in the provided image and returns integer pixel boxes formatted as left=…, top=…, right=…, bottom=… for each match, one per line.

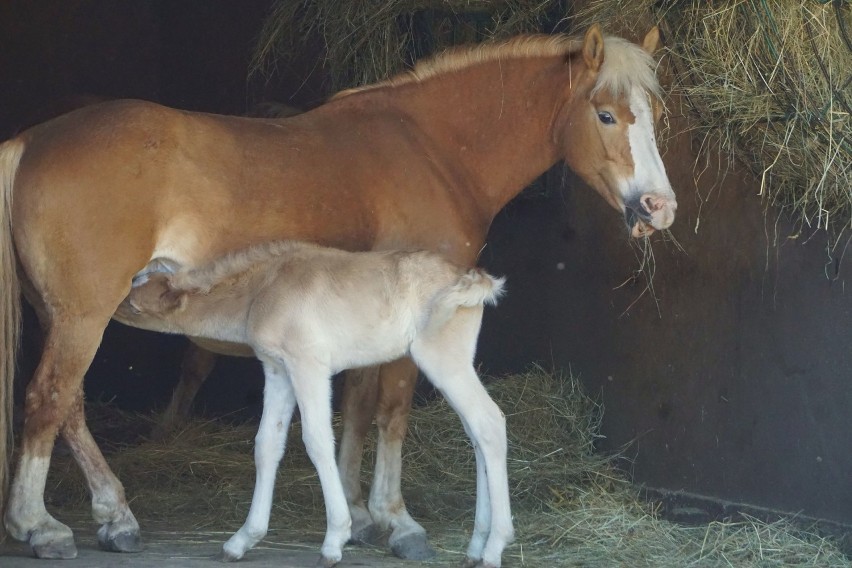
left=60, top=393, right=142, bottom=553
left=222, top=361, right=296, bottom=561
left=367, top=358, right=435, bottom=560
left=337, top=365, right=380, bottom=543
left=5, top=315, right=114, bottom=559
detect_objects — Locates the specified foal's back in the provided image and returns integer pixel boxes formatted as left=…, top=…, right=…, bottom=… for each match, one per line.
left=244, top=247, right=467, bottom=371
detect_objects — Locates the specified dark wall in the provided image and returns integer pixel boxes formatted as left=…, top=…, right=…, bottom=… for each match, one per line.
left=477, top=106, right=852, bottom=526
left=3, top=1, right=851, bottom=529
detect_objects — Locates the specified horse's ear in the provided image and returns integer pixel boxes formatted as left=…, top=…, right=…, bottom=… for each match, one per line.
left=582, top=24, right=605, bottom=72
left=642, top=26, right=661, bottom=55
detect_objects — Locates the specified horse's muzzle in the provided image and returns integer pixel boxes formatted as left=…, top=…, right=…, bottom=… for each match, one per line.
left=624, top=193, right=676, bottom=238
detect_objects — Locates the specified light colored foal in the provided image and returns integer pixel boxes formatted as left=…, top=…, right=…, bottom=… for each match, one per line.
left=117, top=240, right=513, bottom=568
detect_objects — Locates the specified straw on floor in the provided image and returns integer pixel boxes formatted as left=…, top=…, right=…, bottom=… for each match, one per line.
left=41, top=368, right=849, bottom=567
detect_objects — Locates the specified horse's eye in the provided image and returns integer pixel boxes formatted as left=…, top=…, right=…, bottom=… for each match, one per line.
left=597, top=111, right=615, bottom=125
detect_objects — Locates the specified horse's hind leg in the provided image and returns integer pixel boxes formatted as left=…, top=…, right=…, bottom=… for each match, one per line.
left=337, top=365, right=380, bottom=543
left=153, top=342, right=217, bottom=439
left=19, top=285, right=142, bottom=553
left=5, top=315, right=113, bottom=558
left=61, top=393, right=142, bottom=552
left=367, top=358, right=435, bottom=560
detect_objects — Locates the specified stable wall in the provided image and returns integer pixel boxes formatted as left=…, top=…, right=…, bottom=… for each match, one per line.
left=478, top=108, right=852, bottom=526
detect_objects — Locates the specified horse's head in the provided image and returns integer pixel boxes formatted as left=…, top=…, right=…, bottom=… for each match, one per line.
left=558, top=25, right=676, bottom=238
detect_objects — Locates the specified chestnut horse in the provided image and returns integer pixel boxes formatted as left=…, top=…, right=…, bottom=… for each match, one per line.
left=0, top=25, right=675, bottom=560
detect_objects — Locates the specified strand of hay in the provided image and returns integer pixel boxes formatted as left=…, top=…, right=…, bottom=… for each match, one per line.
left=42, top=368, right=849, bottom=566
left=250, top=0, right=564, bottom=92
left=579, top=0, right=852, bottom=238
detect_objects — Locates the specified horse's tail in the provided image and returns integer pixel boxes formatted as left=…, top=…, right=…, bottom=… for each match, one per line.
left=428, top=268, right=505, bottom=332
left=0, top=138, right=24, bottom=528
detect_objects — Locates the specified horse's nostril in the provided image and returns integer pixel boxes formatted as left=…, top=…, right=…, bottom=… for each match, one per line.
left=642, top=195, right=659, bottom=213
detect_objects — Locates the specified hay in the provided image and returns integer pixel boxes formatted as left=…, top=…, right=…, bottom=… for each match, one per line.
left=250, top=0, right=564, bottom=92
left=579, top=0, right=852, bottom=237
left=41, top=368, right=849, bottom=566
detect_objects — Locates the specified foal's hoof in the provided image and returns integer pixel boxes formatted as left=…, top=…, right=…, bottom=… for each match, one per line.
left=30, top=534, right=78, bottom=560
left=390, top=532, right=436, bottom=560
left=220, top=550, right=242, bottom=562
left=316, top=554, right=341, bottom=568
left=461, top=559, right=498, bottom=568
left=98, top=530, right=143, bottom=553
left=348, top=522, right=384, bottom=546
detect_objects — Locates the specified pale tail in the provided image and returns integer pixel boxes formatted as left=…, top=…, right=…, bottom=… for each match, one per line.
left=444, top=268, right=505, bottom=308
left=428, top=268, right=505, bottom=332
left=0, top=138, right=24, bottom=530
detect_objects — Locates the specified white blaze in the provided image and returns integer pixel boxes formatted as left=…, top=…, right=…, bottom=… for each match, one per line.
left=626, top=87, right=673, bottom=201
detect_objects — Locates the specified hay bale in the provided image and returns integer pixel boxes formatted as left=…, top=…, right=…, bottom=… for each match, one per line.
left=579, top=0, right=852, bottom=236
left=41, top=368, right=850, bottom=566
left=251, top=0, right=566, bottom=92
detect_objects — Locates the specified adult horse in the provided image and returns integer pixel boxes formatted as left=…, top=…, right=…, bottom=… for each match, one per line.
left=0, top=25, right=676, bottom=560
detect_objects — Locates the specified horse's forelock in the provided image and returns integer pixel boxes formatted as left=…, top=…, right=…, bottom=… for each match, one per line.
left=591, top=36, right=662, bottom=101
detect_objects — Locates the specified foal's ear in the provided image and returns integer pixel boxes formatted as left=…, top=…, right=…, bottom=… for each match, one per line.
left=642, top=26, right=662, bottom=55
left=160, top=288, right=189, bottom=313
left=582, top=24, right=605, bottom=73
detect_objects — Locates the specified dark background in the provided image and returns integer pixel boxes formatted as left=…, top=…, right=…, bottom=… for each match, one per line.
left=2, top=0, right=850, bottom=532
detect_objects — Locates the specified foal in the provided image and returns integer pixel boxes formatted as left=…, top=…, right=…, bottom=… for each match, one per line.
left=117, top=241, right=512, bottom=568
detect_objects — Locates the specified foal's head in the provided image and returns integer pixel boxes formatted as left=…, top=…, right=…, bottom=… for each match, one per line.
left=558, top=25, right=676, bottom=238
left=118, top=273, right=187, bottom=322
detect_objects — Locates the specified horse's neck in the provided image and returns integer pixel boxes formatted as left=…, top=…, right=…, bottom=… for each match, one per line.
left=367, top=56, right=569, bottom=219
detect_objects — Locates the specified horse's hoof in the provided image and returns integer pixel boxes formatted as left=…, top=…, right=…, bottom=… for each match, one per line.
left=349, top=522, right=384, bottom=546
left=390, top=532, right=436, bottom=560
left=98, top=529, right=143, bottom=553
left=30, top=534, right=78, bottom=559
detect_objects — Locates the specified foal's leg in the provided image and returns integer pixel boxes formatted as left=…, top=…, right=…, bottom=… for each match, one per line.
left=153, top=342, right=217, bottom=439
left=411, top=311, right=513, bottom=568
left=5, top=315, right=114, bottom=559
left=337, top=365, right=380, bottom=543
left=367, top=358, right=435, bottom=560
left=223, top=362, right=296, bottom=561
left=60, top=392, right=142, bottom=553
left=289, top=362, right=351, bottom=567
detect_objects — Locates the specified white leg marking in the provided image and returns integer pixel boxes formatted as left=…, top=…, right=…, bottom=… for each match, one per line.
left=411, top=310, right=513, bottom=568
left=290, top=363, right=351, bottom=565
left=223, top=363, right=296, bottom=561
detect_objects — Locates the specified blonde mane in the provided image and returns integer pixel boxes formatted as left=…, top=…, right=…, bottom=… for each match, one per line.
left=171, top=241, right=322, bottom=293
left=335, top=32, right=660, bottom=100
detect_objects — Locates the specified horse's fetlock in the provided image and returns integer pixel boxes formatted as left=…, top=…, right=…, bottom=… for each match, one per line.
left=245, top=526, right=267, bottom=542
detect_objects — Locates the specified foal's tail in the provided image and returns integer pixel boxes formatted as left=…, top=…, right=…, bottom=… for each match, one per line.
left=429, top=268, right=505, bottom=331
left=445, top=268, right=505, bottom=308
left=0, top=138, right=24, bottom=524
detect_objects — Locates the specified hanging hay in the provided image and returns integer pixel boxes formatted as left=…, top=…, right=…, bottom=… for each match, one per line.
left=578, top=0, right=852, bottom=237
left=39, top=368, right=849, bottom=566
left=250, top=0, right=566, bottom=92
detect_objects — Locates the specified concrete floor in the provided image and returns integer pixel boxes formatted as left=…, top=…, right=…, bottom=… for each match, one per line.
left=0, top=533, right=407, bottom=568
